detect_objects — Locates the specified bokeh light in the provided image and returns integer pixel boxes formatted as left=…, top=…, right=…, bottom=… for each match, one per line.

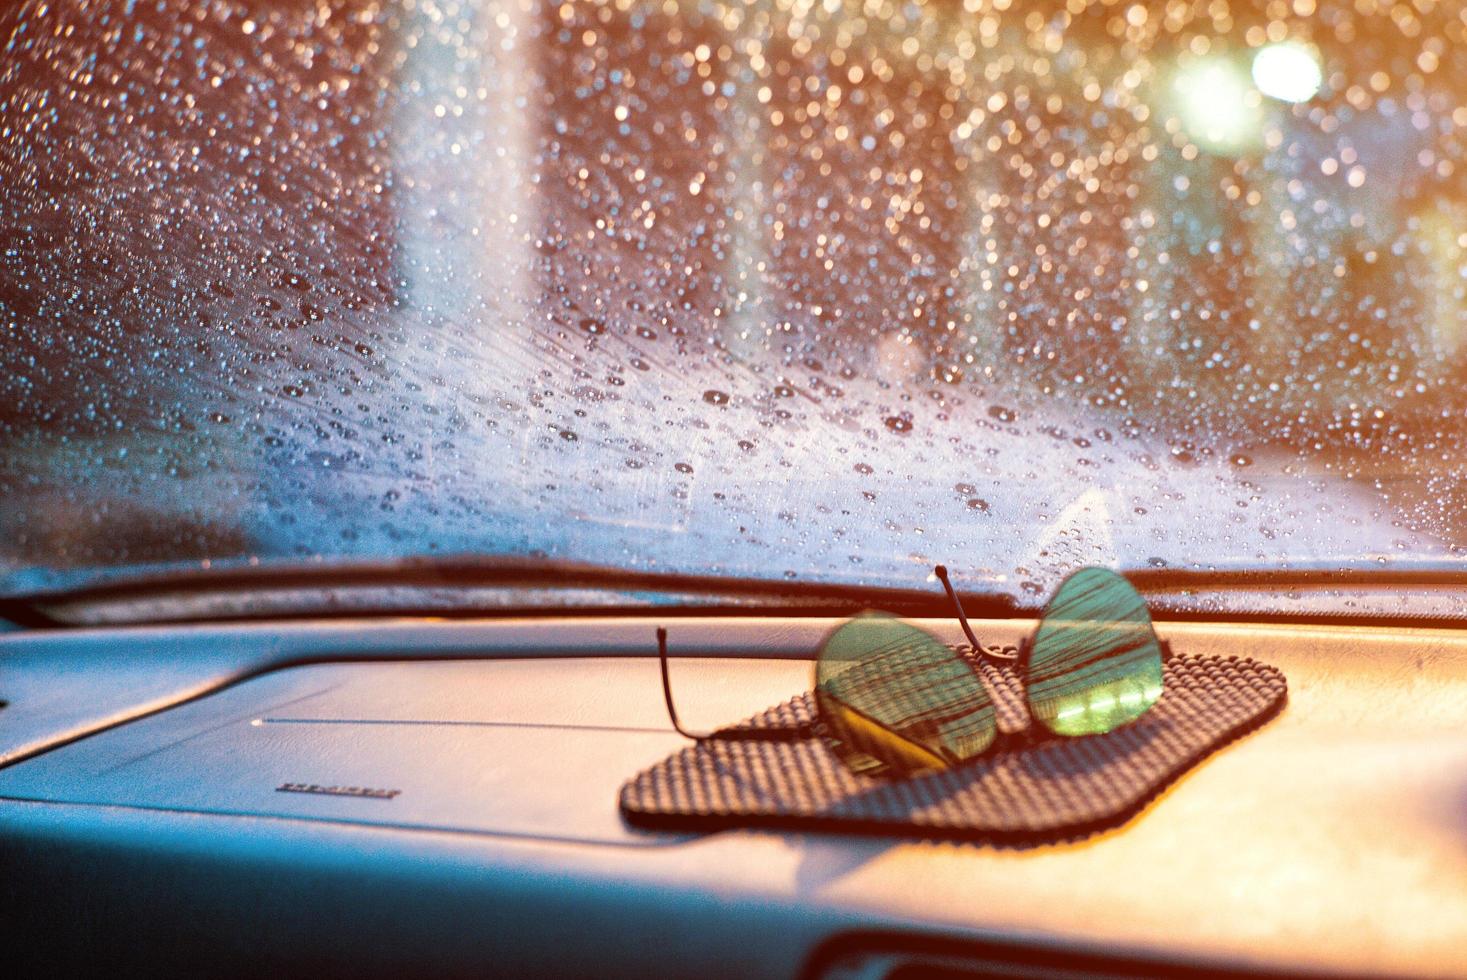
left=1172, top=55, right=1262, bottom=153
left=1252, top=42, right=1323, bottom=103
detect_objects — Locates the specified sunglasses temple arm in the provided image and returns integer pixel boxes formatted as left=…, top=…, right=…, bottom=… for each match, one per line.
left=657, top=627, right=816, bottom=742
left=658, top=626, right=708, bottom=740
left=934, top=565, right=984, bottom=652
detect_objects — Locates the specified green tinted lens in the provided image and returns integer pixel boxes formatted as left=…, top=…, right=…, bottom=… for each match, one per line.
left=1025, top=567, right=1164, bottom=737
left=814, top=613, right=996, bottom=777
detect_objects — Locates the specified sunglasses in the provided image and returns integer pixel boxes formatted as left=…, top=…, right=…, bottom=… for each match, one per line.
left=658, top=565, right=1165, bottom=778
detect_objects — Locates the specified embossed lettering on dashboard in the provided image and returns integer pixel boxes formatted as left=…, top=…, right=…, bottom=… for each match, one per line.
left=276, top=781, right=400, bottom=800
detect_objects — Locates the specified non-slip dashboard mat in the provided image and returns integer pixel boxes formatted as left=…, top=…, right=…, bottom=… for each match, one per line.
left=620, top=652, right=1287, bottom=843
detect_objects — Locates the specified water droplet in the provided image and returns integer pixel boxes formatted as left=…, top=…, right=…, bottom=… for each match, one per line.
left=702, top=389, right=729, bottom=406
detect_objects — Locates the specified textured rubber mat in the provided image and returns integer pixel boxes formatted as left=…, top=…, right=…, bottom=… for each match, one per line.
left=620, top=651, right=1287, bottom=843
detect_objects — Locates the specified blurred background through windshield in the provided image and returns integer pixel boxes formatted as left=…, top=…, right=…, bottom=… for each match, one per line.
left=4, top=0, right=1467, bottom=608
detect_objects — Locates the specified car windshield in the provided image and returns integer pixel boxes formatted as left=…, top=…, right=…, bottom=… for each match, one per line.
left=4, top=0, right=1467, bottom=614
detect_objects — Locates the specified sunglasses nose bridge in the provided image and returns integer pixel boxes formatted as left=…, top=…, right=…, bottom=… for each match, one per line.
left=966, top=648, right=1034, bottom=738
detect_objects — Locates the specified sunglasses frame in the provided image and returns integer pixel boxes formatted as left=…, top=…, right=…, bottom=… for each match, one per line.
left=656, top=566, right=1169, bottom=770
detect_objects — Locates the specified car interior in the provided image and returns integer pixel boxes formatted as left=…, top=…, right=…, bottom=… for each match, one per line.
left=4, top=0, right=1467, bottom=976
left=5, top=589, right=1467, bottom=977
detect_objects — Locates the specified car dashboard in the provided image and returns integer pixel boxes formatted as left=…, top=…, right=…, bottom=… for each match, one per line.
left=2, top=615, right=1466, bottom=978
